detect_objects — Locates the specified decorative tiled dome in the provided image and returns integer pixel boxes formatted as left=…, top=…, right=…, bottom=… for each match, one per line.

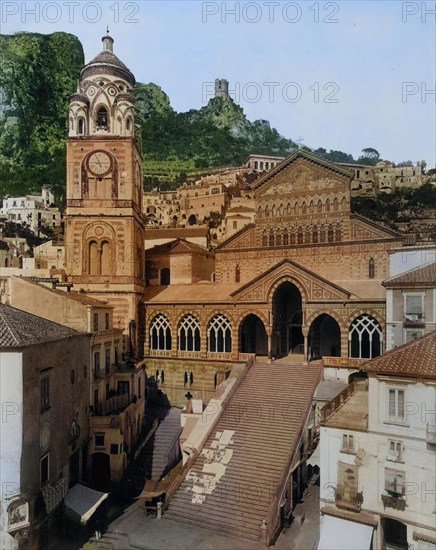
left=80, top=34, right=135, bottom=87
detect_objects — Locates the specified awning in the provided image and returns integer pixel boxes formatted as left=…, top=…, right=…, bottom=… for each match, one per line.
left=64, top=484, right=109, bottom=525
left=318, top=515, right=374, bottom=550
left=307, top=446, right=320, bottom=468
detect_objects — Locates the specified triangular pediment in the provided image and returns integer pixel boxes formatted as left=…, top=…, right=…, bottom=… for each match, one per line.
left=252, top=150, right=353, bottom=198
left=231, top=259, right=351, bottom=303
left=350, top=214, right=402, bottom=241
left=215, top=224, right=255, bottom=251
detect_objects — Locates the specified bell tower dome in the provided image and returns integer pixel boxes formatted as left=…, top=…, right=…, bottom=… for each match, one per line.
left=65, top=33, right=145, bottom=352
left=68, top=32, right=136, bottom=139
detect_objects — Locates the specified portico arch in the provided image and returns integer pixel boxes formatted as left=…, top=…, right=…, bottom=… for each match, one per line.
left=272, top=281, right=304, bottom=358
left=239, top=314, right=268, bottom=356
left=308, top=314, right=341, bottom=360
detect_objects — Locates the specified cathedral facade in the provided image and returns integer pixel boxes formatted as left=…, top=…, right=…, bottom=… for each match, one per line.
left=65, top=35, right=404, bottom=406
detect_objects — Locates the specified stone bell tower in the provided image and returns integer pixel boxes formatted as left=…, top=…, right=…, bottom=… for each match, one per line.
left=64, top=32, right=145, bottom=350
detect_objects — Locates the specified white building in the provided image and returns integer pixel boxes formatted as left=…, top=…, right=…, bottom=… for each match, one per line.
left=384, top=262, right=436, bottom=350
left=0, top=186, right=61, bottom=234
left=319, top=332, right=436, bottom=550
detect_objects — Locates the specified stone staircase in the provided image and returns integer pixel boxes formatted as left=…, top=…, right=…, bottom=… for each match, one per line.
left=165, top=361, right=322, bottom=543
left=144, top=407, right=182, bottom=481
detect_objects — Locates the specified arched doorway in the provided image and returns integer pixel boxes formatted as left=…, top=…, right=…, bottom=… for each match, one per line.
left=272, top=282, right=303, bottom=358
left=308, top=314, right=341, bottom=360
left=348, top=371, right=368, bottom=384
left=90, top=452, right=111, bottom=490
left=239, top=314, right=268, bottom=356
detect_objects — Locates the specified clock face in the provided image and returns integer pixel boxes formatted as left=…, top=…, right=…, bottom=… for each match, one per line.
left=87, top=151, right=112, bottom=177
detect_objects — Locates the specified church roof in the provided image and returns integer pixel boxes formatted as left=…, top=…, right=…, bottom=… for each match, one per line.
left=383, top=262, right=436, bottom=288
left=250, top=149, right=355, bottom=191
left=147, top=238, right=212, bottom=256
left=0, top=303, right=83, bottom=348
left=363, top=331, right=436, bottom=380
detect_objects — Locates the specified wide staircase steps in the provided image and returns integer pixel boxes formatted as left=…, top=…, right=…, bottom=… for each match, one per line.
left=143, top=407, right=182, bottom=481
left=165, top=361, right=322, bottom=542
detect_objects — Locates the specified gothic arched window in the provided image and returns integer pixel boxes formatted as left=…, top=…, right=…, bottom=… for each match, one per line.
left=150, top=314, right=172, bottom=351
left=89, top=241, right=99, bottom=275
left=276, top=232, right=282, bottom=246
left=320, top=225, right=326, bottom=242
left=178, top=314, right=201, bottom=352
left=312, top=225, right=318, bottom=243
left=369, top=258, right=375, bottom=279
left=208, top=314, right=232, bottom=353
left=283, top=229, right=289, bottom=246
left=335, top=224, right=342, bottom=241
left=262, top=233, right=268, bottom=247
left=297, top=227, right=303, bottom=244
left=317, top=200, right=322, bottom=213
left=301, top=202, right=307, bottom=214
left=269, top=230, right=275, bottom=247
left=235, top=264, right=241, bottom=283
left=349, top=314, right=382, bottom=359
left=328, top=225, right=334, bottom=242
left=325, top=199, right=331, bottom=212
left=78, top=117, right=85, bottom=135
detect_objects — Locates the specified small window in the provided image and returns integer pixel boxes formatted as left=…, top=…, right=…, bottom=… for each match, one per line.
left=95, top=433, right=105, bottom=447
left=105, top=383, right=110, bottom=400
left=110, top=444, right=118, bottom=455
left=369, top=258, right=375, bottom=279
left=117, top=381, right=129, bottom=395
left=94, top=352, right=100, bottom=377
left=105, top=313, right=110, bottom=330
left=388, top=439, right=404, bottom=462
left=93, top=313, right=99, bottom=332
left=388, top=388, right=405, bottom=422
left=105, top=349, right=111, bottom=374
left=40, top=378, right=50, bottom=412
left=341, top=434, right=355, bottom=453
left=233, top=221, right=237, bottom=229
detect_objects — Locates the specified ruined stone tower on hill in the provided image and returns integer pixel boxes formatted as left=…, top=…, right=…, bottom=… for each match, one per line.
left=215, top=78, right=229, bottom=98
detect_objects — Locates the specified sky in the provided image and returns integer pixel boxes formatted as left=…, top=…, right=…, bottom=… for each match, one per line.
left=2, top=0, right=435, bottom=166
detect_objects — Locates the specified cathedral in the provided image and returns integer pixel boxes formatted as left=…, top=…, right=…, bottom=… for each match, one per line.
left=65, top=33, right=404, bottom=406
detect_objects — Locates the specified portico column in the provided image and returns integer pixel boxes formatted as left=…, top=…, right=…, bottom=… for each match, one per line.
left=266, top=326, right=273, bottom=361
left=302, top=326, right=309, bottom=362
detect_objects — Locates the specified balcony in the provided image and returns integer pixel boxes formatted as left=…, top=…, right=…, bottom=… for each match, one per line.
left=403, top=313, right=425, bottom=327
left=381, top=493, right=406, bottom=511
left=426, top=424, right=436, bottom=445
left=320, top=381, right=369, bottom=431
left=92, top=393, right=130, bottom=416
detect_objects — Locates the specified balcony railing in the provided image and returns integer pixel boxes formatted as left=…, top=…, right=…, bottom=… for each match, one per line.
left=426, top=424, right=436, bottom=445
left=92, top=393, right=130, bottom=416
left=403, top=313, right=425, bottom=327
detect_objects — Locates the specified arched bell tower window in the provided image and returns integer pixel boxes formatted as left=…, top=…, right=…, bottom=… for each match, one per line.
left=78, top=117, right=85, bottom=135
left=96, top=107, right=109, bottom=129
left=126, top=117, right=132, bottom=132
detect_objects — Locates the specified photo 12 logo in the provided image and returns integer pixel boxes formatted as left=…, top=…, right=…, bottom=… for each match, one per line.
left=202, top=1, right=340, bottom=24
left=203, top=80, right=340, bottom=104
left=1, top=2, right=140, bottom=24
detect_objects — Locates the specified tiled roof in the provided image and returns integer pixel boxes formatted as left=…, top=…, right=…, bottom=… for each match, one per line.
left=383, top=262, right=436, bottom=288
left=364, top=331, right=436, bottom=380
left=0, top=303, right=82, bottom=348
left=147, top=238, right=211, bottom=256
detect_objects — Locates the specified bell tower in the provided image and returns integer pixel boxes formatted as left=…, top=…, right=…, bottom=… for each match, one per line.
left=65, top=32, right=145, bottom=349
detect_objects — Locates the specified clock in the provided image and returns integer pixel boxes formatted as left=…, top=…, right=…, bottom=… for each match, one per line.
left=87, top=151, right=112, bottom=177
